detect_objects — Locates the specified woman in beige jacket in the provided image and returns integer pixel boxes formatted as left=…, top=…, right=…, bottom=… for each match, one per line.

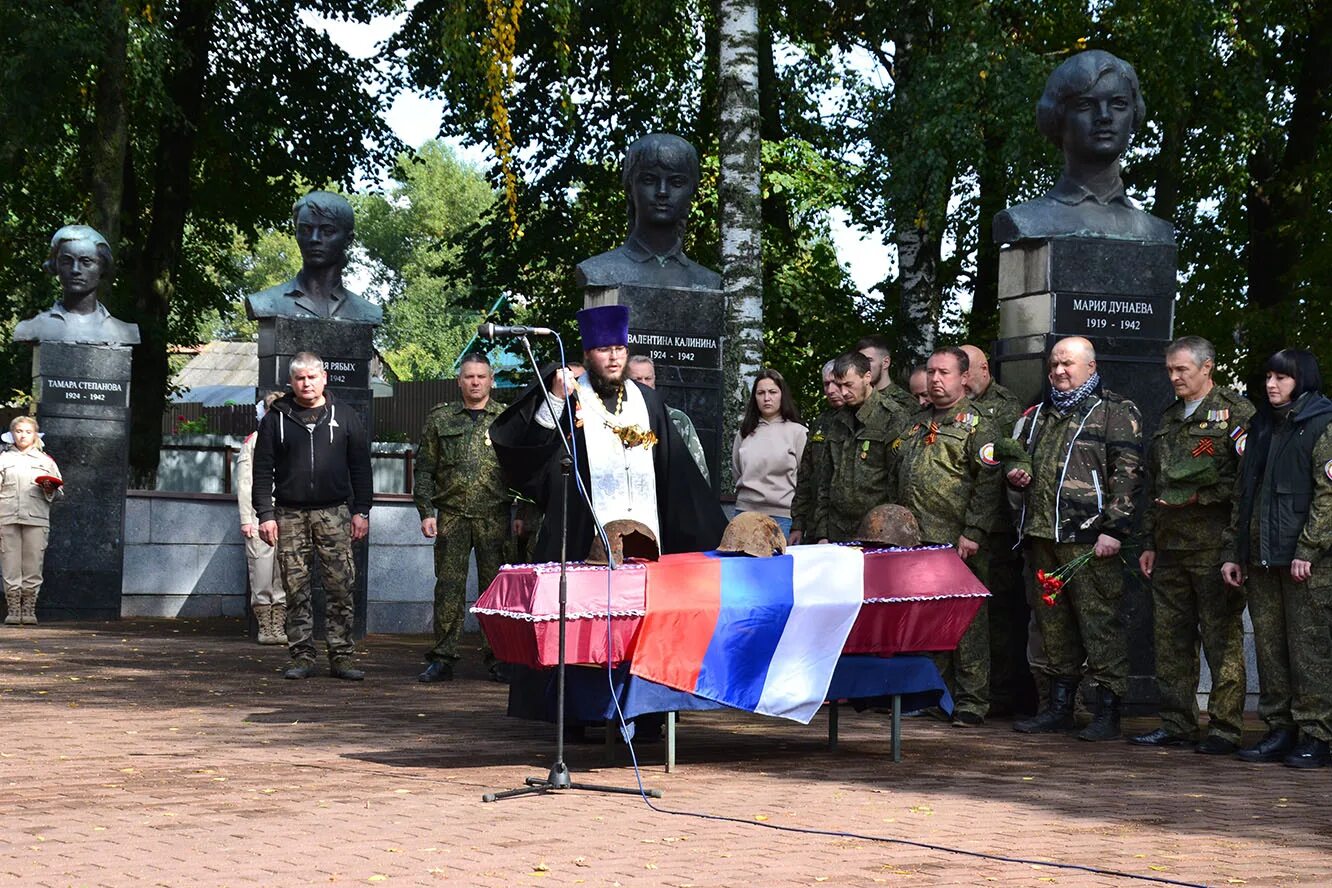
left=1, top=416, right=62, bottom=624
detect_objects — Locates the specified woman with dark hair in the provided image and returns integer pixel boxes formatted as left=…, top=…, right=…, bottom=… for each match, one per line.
left=731, top=369, right=806, bottom=539
left=1223, top=348, right=1332, bottom=768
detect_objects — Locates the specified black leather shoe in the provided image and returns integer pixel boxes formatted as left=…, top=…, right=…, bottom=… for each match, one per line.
left=284, top=659, right=316, bottom=680
left=330, top=659, right=365, bottom=681
left=418, top=662, right=453, bottom=683
left=952, top=711, right=985, bottom=727
left=1283, top=737, right=1330, bottom=769
left=1128, top=727, right=1192, bottom=747
left=488, top=662, right=512, bottom=683
left=1196, top=735, right=1238, bottom=756
left=1236, top=727, right=1298, bottom=763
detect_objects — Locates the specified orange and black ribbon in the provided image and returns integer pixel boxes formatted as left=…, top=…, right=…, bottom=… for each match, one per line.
left=1191, top=437, right=1214, bottom=458
left=924, top=422, right=939, bottom=445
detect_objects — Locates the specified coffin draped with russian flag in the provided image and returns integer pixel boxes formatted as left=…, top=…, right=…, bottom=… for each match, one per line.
left=474, top=544, right=989, bottom=725
left=628, top=546, right=865, bottom=723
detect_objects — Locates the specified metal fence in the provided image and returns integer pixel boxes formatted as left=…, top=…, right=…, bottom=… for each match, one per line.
left=160, top=379, right=471, bottom=441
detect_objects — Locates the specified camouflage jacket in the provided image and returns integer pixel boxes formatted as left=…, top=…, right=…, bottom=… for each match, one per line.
left=971, top=381, right=1024, bottom=534
left=887, top=398, right=1003, bottom=546
left=1007, top=385, right=1143, bottom=544
left=814, top=389, right=910, bottom=541
left=668, top=406, right=709, bottom=485
left=789, top=407, right=836, bottom=534
left=1142, top=386, right=1254, bottom=552
left=883, top=381, right=918, bottom=414
left=413, top=400, right=511, bottom=520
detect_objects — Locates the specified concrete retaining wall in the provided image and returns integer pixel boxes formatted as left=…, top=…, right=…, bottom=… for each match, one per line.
left=122, top=491, right=478, bottom=635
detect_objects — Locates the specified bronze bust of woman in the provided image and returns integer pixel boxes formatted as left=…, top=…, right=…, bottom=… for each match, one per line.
left=13, top=225, right=140, bottom=346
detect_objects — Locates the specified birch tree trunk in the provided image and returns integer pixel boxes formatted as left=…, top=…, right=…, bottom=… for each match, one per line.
left=895, top=223, right=940, bottom=365
left=718, top=0, right=762, bottom=492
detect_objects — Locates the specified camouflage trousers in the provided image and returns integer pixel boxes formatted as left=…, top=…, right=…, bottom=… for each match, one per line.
left=985, top=531, right=1032, bottom=713
left=428, top=512, right=507, bottom=665
left=1026, top=538, right=1129, bottom=697
left=1151, top=548, right=1247, bottom=742
left=1246, top=563, right=1332, bottom=741
left=933, top=549, right=991, bottom=718
left=276, top=505, right=356, bottom=662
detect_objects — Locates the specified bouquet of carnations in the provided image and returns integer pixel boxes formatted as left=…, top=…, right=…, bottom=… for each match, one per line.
left=1035, top=549, right=1095, bottom=606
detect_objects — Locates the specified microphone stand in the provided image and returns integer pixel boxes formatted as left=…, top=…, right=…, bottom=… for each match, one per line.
left=483, top=334, right=660, bottom=803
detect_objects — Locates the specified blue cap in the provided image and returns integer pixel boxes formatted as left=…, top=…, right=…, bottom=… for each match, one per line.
left=576, top=305, right=630, bottom=350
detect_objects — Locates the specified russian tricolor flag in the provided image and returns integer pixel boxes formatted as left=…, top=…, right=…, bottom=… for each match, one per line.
left=629, top=546, right=865, bottom=723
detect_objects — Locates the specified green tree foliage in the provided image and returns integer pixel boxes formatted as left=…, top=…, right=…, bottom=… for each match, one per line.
left=0, top=0, right=398, bottom=481
left=353, top=141, right=497, bottom=380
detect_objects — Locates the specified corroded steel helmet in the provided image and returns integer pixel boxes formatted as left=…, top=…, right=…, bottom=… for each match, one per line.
left=717, top=512, right=786, bottom=558
left=585, top=519, right=660, bottom=566
left=856, top=504, right=922, bottom=548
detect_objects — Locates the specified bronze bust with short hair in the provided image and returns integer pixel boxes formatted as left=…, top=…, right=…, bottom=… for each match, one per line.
left=994, top=50, right=1174, bottom=245
left=12, top=225, right=141, bottom=346
left=245, top=190, right=383, bottom=324
left=576, top=133, right=722, bottom=291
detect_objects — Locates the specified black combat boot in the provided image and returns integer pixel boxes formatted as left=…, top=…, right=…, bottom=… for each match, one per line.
left=1014, top=677, right=1076, bottom=733
left=1076, top=686, right=1121, bottom=741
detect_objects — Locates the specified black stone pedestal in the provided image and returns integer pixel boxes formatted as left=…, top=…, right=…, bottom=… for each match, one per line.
left=256, top=317, right=375, bottom=641
left=584, top=285, right=725, bottom=494
left=993, top=236, right=1178, bottom=711
left=32, top=342, right=133, bottom=621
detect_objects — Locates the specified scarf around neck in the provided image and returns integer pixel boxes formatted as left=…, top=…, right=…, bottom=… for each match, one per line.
left=1050, top=371, right=1101, bottom=412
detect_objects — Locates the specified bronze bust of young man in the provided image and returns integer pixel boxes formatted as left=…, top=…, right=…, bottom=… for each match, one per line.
left=245, top=190, right=383, bottom=324
left=994, top=50, right=1174, bottom=245
left=576, top=133, right=722, bottom=291
left=13, top=225, right=141, bottom=346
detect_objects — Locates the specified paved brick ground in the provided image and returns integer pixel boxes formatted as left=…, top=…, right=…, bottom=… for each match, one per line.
left=1, top=620, right=1329, bottom=887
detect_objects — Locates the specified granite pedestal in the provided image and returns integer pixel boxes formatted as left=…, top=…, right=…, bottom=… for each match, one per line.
left=993, top=236, right=1178, bottom=710
left=255, top=317, right=375, bottom=641
left=584, top=284, right=725, bottom=493
left=31, top=342, right=133, bottom=621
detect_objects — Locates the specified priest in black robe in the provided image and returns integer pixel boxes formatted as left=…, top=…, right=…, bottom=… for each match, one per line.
left=490, top=304, right=726, bottom=562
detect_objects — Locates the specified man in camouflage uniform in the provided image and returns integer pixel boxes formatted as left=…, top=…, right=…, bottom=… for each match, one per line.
left=414, top=353, right=514, bottom=683
left=628, top=355, right=709, bottom=484
left=814, top=351, right=909, bottom=542
left=253, top=352, right=372, bottom=681
left=888, top=346, right=1003, bottom=724
left=963, top=344, right=1032, bottom=717
left=1006, top=336, right=1143, bottom=741
left=858, top=334, right=918, bottom=413
left=789, top=360, right=842, bottom=545
left=1131, top=336, right=1251, bottom=753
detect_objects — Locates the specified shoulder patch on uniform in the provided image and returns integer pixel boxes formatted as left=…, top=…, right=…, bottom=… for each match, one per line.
left=978, top=442, right=999, bottom=466
left=1230, top=425, right=1243, bottom=441
left=1325, top=458, right=1332, bottom=482
left=1235, top=432, right=1247, bottom=456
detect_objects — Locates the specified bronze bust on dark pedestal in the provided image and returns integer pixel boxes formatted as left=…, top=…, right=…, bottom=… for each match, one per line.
left=994, top=50, right=1174, bottom=245
left=576, top=133, right=722, bottom=291
left=245, top=190, right=383, bottom=324
left=13, top=225, right=140, bottom=346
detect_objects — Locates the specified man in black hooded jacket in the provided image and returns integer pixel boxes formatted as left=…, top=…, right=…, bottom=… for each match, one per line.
left=253, top=351, right=373, bottom=681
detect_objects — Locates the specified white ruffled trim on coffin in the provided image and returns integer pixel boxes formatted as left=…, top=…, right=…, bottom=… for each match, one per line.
left=497, top=562, right=649, bottom=574
left=862, top=592, right=991, bottom=603
left=469, top=607, right=646, bottom=621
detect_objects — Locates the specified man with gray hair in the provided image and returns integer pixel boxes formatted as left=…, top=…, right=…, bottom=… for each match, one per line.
left=1131, top=336, right=1253, bottom=753
left=253, top=351, right=373, bottom=681
left=627, top=355, right=709, bottom=484
left=1005, top=336, right=1143, bottom=740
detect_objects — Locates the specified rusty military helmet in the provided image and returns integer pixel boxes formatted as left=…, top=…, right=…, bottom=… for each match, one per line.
left=855, top=504, right=922, bottom=548
left=585, top=519, right=660, bottom=566
left=717, top=512, right=787, bottom=558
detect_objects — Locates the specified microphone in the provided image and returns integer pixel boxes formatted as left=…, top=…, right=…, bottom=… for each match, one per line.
left=477, top=322, right=556, bottom=339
